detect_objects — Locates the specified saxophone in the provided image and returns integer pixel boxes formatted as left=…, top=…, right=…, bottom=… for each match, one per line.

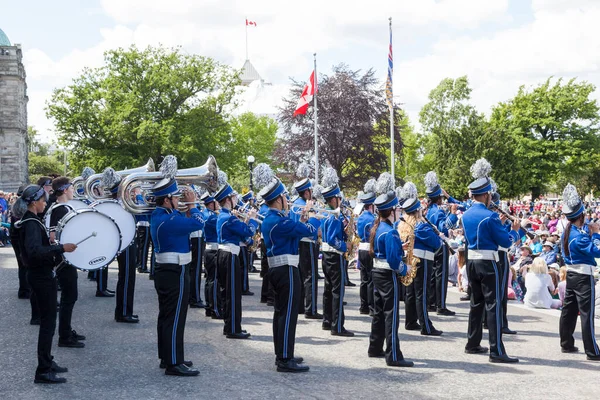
left=344, top=208, right=360, bottom=261
left=397, top=214, right=420, bottom=286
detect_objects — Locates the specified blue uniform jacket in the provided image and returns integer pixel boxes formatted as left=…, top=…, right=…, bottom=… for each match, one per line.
left=262, top=209, right=320, bottom=256
left=134, top=194, right=149, bottom=223
left=321, top=210, right=347, bottom=252
left=447, top=196, right=468, bottom=212
left=372, top=220, right=407, bottom=275
left=462, top=202, right=519, bottom=251
left=150, top=207, right=205, bottom=254
left=202, top=208, right=218, bottom=243
left=357, top=210, right=375, bottom=243
left=562, top=225, right=600, bottom=266
left=290, top=198, right=318, bottom=241
left=217, top=208, right=258, bottom=245
left=426, top=203, right=457, bottom=235
left=414, top=221, right=442, bottom=253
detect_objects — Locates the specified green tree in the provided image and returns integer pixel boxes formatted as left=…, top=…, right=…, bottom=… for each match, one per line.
left=46, top=45, right=240, bottom=174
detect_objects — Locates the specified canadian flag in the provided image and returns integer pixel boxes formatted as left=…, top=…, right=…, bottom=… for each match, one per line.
left=293, top=71, right=316, bottom=117
left=246, top=19, right=257, bottom=26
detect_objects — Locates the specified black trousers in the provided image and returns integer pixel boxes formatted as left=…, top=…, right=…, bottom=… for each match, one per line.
left=96, top=266, right=109, bottom=292
left=466, top=259, right=506, bottom=356
left=269, top=265, right=301, bottom=360
left=149, top=232, right=156, bottom=278
left=56, top=265, right=78, bottom=340
left=322, top=251, right=346, bottom=332
left=260, top=240, right=274, bottom=303
left=217, top=250, right=243, bottom=334
left=299, top=241, right=318, bottom=315
left=154, top=263, right=190, bottom=366
left=428, top=243, right=449, bottom=309
left=239, top=245, right=250, bottom=293
left=369, top=268, right=404, bottom=363
left=11, top=227, right=30, bottom=297
left=189, top=237, right=204, bottom=304
left=116, top=244, right=137, bottom=319
left=404, top=258, right=436, bottom=333
left=559, top=271, right=600, bottom=357
left=27, top=270, right=57, bottom=375
left=204, top=249, right=222, bottom=316
left=136, top=225, right=151, bottom=270
left=358, top=249, right=374, bottom=314
left=498, top=250, right=511, bottom=329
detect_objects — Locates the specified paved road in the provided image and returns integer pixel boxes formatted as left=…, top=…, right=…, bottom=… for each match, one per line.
left=1, top=246, right=599, bottom=399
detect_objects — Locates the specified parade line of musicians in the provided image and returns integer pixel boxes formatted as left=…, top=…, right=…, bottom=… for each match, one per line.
left=9, top=157, right=600, bottom=384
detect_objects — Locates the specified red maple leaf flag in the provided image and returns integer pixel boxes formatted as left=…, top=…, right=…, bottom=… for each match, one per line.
left=246, top=19, right=257, bottom=26
left=293, top=70, right=316, bottom=117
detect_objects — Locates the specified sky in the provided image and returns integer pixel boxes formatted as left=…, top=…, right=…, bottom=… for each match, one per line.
left=1, top=0, right=600, bottom=143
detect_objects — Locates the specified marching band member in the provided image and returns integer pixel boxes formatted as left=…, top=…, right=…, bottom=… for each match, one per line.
left=48, top=177, right=85, bottom=348
left=201, top=192, right=222, bottom=319
left=357, top=190, right=376, bottom=316
left=239, top=191, right=255, bottom=296
left=215, top=183, right=258, bottom=339
left=134, top=187, right=151, bottom=274
left=189, top=189, right=205, bottom=309
left=260, top=177, right=319, bottom=372
left=151, top=174, right=204, bottom=376
left=424, top=171, right=458, bottom=316
left=368, top=191, right=413, bottom=367
left=559, top=184, right=600, bottom=361
left=94, top=170, right=113, bottom=296
left=10, top=185, right=32, bottom=303
left=462, top=175, right=520, bottom=363
left=320, top=184, right=353, bottom=336
left=15, top=185, right=76, bottom=384
left=291, top=178, right=321, bottom=319
left=258, top=199, right=274, bottom=305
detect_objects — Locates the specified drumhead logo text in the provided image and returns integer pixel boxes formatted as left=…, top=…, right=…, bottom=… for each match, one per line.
left=89, top=256, right=106, bottom=265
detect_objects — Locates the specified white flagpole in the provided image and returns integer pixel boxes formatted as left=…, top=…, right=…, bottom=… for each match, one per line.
left=314, top=53, right=319, bottom=184
left=245, top=19, right=248, bottom=60
left=389, top=17, right=395, bottom=183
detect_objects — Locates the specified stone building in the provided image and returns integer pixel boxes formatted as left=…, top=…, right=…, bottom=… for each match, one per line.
left=0, top=27, right=28, bottom=192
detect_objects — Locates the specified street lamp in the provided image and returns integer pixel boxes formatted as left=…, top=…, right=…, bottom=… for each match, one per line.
left=247, top=155, right=255, bottom=192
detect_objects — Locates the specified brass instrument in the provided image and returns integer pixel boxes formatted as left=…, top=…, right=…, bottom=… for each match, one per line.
left=84, top=158, right=155, bottom=201
left=72, top=176, right=86, bottom=200
left=290, top=204, right=341, bottom=219
left=343, top=206, right=360, bottom=261
left=397, top=214, right=419, bottom=286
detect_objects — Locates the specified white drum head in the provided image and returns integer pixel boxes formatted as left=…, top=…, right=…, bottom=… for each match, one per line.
left=57, top=209, right=121, bottom=270
left=67, top=199, right=89, bottom=210
left=91, top=199, right=136, bottom=252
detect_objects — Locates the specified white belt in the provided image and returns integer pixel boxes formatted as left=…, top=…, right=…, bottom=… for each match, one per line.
left=373, top=258, right=391, bottom=270
left=136, top=221, right=150, bottom=227
left=205, top=242, right=219, bottom=251
left=301, top=238, right=316, bottom=243
left=321, top=243, right=344, bottom=255
left=239, top=241, right=247, bottom=247
left=413, top=248, right=435, bottom=261
left=155, top=252, right=192, bottom=265
left=268, top=254, right=299, bottom=268
left=219, top=243, right=241, bottom=255
left=567, top=264, right=595, bottom=275
left=190, top=230, right=203, bottom=238
left=358, top=242, right=370, bottom=251
left=468, top=249, right=499, bottom=262
left=498, top=246, right=509, bottom=252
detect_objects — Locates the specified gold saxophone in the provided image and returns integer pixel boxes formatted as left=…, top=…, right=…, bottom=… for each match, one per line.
left=344, top=209, right=360, bottom=261
left=397, top=214, right=420, bottom=286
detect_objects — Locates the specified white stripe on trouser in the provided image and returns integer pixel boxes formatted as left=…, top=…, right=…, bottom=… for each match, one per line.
left=283, top=266, right=293, bottom=359
left=491, top=261, right=503, bottom=356
left=590, top=275, right=599, bottom=354
left=123, top=247, right=129, bottom=316
left=339, top=255, right=345, bottom=333
left=309, top=244, right=316, bottom=314
left=423, top=260, right=430, bottom=333
left=392, top=273, right=398, bottom=362
left=172, top=265, right=185, bottom=364
left=231, top=255, right=235, bottom=334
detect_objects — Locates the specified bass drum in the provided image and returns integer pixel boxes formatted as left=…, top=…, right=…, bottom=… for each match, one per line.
left=44, top=202, right=74, bottom=232
left=56, top=208, right=121, bottom=271
left=67, top=199, right=89, bottom=210
left=91, top=199, right=136, bottom=253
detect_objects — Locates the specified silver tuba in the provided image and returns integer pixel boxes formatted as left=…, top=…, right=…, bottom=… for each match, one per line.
left=84, top=158, right=155, bottom=201
left=72, top=176, right=86, bottom=200
left=119, top=155, right=219, bottom=215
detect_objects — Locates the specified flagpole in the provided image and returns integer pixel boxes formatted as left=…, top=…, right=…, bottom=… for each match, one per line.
left=313, top=53, right=319, bottom=184
left=389, top=17, right=395, bottom=183
left=245, top=18, right=248, bottom=60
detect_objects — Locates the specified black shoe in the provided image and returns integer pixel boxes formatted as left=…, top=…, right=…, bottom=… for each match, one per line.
left=276, top=359, right=309, bottom=373
left=205, top=309, right=214, bottom=317
left=502, top=327, right=517, bottom=335
left=305, top=313, right=323, bottom=320
left=58, top=337, right=85, bottom=348
left=343, top=301, right=347, bottom=305
left=345, top=281, right=356, bottom=287
left=322, top=323, right=331, bottom=330
left=96, top=290, right=115, bottom=298
left=489, top=354, right=519, bottom=363
left=260, top=298, right=268, bottom=303
left=465, top=346, right=489, bottom=354
left=460, top=295, right=470, bottom=301
left=249, top=267, right=259, bottom=273
left=137, top=267, right=149, bottom=273
left=30, top=318, right=41, bottom=325
left=149, top=274, right=155, bottom=280
left=437, top=308, right=455, bottom=316
left=71, top=330, right=86, bottom=341
left=274, top=356, right=304, bottom=365
left=387, top=359, right=414, bottom=367
left=266, top=301, right=274, bottom=306
left=428, top=305, right=437, bottom=312
left=165, top=364, right=200, bottom=376
left=160, top=360, right=193, bottom=369
left=226, top=332, right=251, bottom=339
left=561, top=346, right=579, bottom=353
left=586, top=354, right=600, bottom=361
left=421, top=328, right=443, bottom=336
left=241, top=291, right=254, bottom=296
left=483, top=324, right=489, bottom=330
left=359, top=309, right=370, bottom=315
left=331, top=329, right=354, bottom=337
left=223, top=329, right=247, bottom=336
left=106, top=289, right=115, bottom=294
left=115, top=316, right=139, bottom=323
left=18, top=292, right=31, bottom=299
left=211, top=314, right=224, bottom=320
left=368, top=350, right=385, bottom=358
left=189, top=302, right=205, bottom=308
left=51, top=361, right=68, bottom=373
left=405, top=322, right=421, bottom=331
left=34, top=372, right=67, bottom=384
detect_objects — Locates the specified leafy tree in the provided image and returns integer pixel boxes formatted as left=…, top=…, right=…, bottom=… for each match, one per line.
left=276, top=64, right=403, bottom=190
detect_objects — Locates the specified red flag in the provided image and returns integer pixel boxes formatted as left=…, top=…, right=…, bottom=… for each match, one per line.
left=246, top=19, right=257, bottom=26
left=293, top=71, right=316, bottom=117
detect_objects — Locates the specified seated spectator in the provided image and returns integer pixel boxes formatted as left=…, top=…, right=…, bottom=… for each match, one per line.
left=540, top=241, right=557, bottom=265
left=557, top=266, right=567, bottom=305
left=523, top=258, right=562, bottom=309
left=447, top=241, right=459, bottom=285
left=457, top=247, right=469, bottom=301
left=508, top=266, right=524, bottom=302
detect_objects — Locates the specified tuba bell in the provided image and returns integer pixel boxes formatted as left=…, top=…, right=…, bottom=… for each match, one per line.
left=84, top=158, right=155, bottom=201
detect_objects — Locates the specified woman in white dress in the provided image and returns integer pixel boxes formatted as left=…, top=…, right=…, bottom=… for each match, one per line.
left=524, top=258, right=562, bottom=309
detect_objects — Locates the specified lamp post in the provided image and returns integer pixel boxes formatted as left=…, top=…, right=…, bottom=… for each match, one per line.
left=247, top=155, right=255, bottom=192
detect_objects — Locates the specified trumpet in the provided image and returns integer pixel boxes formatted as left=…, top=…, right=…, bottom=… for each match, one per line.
left=84, top=158, right=156, bottom=201
left=289, top=204, right=341, bottom=219
left=232, top=210, right=264, bottom=224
